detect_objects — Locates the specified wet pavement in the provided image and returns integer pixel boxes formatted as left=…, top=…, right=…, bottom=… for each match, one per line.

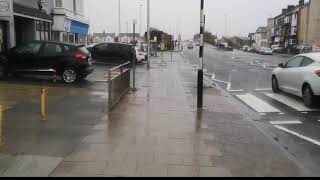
left=0, top=53, right=308, bottom=177
left=184, top=45, right=320, bottom=176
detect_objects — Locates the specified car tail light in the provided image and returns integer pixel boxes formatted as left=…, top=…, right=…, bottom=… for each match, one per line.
left=75, top=53, right=87, bottom=61
left=315, top=70, right=320, bottom=77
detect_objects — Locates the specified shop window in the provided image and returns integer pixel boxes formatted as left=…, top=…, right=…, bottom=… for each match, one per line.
left=63, top=32, right=68, bottom=42
left=36, top=21, right=50, bottom=41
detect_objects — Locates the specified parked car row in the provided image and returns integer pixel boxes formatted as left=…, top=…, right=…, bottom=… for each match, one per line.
left=0, top=41, right=144, bottom=84
left=243, top=46, right=273, bottom=55
left=0, top=41, right=94, bottom=84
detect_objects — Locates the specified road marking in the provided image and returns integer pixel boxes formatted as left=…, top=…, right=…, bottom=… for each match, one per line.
left=278, top=113, right=285, bottom=115
left=255, top=88, right=272, bottom=91
left=265, top=93, right=318, bottom=112
left=270, top=121, right=302, bottom=125
left=226, top=83, right=244, bottom=92
left=236, top=94, right=282, bottom=113
left=318, top=120, right=320, bottom=122
left=274, top=125, right=320, bottom=147
left=211, top=78, right=229, bottom=84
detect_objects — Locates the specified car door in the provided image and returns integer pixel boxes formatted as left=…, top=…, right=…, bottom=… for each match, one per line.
left=39, top=43, right=63, bottom=71
left=9, top=42, right=43, bottom=71
left=108, top=43, right=121, bottom=64
left=91, top=43, right=109, bottom=62
left=278, top=56, right=304, bottom=95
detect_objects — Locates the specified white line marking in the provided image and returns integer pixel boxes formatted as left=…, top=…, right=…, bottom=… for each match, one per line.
left=274, top=125, right=320, bottom=147
left=227, top=83, right=231, bottom=90
left=255, top=88, right=272, bottom=91
left=278, top=113, right=285, bottom=115
left=236, top=94, right=282, bottom=113
left=226, top=82, right=244, bottom=92
left=270, top=121, right=302, bottom=125
left=265, top=93, right=318, bottom=112
left=228, top=89, right=245, bottom=92
left=211, top=78, right=229, bottom=84
left=301, top=112, right=309, bottom=114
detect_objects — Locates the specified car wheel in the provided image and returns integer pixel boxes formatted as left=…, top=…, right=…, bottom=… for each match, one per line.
left=303, top=85, right=314, bottom=108
left=62, top=68, right=78, bottom=84
left=0, top=63, right=7, bottom=79
left=272, top=76, right=280, bottom=93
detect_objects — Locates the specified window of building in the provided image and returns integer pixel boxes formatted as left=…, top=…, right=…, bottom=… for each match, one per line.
left=36, top=21, right=50, bottom=41
left=55, top=0, right=63, bottom=7
left=55, top=0, right=74, bottom=11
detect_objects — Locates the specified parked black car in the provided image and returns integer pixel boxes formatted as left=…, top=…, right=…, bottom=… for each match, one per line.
left=87, top=43, right=135, bottom=65
left=0, top=41, right=94, bottom=84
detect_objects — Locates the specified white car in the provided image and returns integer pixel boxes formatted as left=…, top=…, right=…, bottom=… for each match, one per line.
left=272, top=53, right=320, bottom=107
left=135, top=47, right=146, bottom=63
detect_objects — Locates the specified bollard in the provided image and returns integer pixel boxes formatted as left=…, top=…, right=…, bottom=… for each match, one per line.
left=0, top=105, right=3, bottom=145
left=41, top=88, right=47, bottom=121
left=53, top=69, right=57, bottom=86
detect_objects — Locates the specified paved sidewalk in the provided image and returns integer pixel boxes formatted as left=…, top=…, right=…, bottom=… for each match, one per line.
left=49, top=52, right=306, bottom=177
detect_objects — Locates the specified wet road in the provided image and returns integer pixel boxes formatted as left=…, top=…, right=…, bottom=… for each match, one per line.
left=183, top=45, right=320, bottom=175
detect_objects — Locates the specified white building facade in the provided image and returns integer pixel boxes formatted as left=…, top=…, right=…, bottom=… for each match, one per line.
left=0, top=0, right=53, bottom=52
left=51, top=0, right=89, bottom=45
left=0, top=0, right=90, bottom=53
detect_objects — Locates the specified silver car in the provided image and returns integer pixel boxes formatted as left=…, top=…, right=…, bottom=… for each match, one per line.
left=272, top=53, right=320, bottom=108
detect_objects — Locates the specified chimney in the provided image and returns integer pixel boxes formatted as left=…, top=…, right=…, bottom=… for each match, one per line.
left=299, top=0, right=305, bottom=7
left=288, top=5, right=295, bottom=11
left=282, top=8, right=287, bottom=14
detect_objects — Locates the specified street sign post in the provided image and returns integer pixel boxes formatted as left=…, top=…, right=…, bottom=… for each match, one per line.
left=198, top=0, right=205, bottom=109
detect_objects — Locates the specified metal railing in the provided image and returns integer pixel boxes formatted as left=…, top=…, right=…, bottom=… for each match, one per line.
left=108, top=61, right=131, bottom=112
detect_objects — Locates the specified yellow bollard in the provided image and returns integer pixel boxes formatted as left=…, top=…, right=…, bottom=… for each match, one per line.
left=41, top=88, right=47, bottom=121
left=0, top=105, right=3, bottom=146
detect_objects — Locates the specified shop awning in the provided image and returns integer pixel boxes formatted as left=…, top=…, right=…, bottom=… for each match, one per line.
left=13, top=3, right=52, bottom=22
left=70, top=20, right=89, bottom=35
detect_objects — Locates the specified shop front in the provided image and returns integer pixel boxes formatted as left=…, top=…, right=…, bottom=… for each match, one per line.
left=52, top=15, right=89, bottom=45
left=0, top=0, right=14, bottom=52
left=13, top=2, right=52, bottom=45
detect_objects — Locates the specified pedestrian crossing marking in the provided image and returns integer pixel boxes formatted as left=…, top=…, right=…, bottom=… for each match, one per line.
left=270, top=121, right=302, bottom=125
left=265, top=93, right=318, bottom=112
left=274, top=125, right=320, bottom=147
left=236, top=94, right=281, bottom=113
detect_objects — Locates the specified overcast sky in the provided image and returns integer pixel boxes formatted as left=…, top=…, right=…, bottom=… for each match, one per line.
left=84, top=0, right=304, bottom=39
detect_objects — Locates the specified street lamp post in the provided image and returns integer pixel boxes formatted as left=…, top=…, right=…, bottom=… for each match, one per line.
left=133, top=19, right=137, bottom=92
left=147, top=0, right=150, bottom=70
left=118, top=0, right=121, bottom=42
left=198, top=0, right=205, bottom=109
left=140, top=2, right=144, bottom=37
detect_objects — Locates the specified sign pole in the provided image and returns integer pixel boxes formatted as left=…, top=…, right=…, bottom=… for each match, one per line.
left=198, top=0, right=205, bottom=109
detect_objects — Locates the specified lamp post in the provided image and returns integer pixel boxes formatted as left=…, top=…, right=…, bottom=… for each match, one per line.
left=140, top=1, right=144, bottom=37
left=133, top=19, right=137, bottom=92
left=147, top=0, right=150, bottom=70
left=118, top=0, right=121, bottom=42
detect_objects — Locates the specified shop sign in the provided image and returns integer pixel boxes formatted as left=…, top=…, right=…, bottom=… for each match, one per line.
left=0, top=0, right=11, bottom=16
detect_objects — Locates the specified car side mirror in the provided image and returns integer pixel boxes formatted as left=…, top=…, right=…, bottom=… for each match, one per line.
left=278, top=63, right=284, bottom=68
